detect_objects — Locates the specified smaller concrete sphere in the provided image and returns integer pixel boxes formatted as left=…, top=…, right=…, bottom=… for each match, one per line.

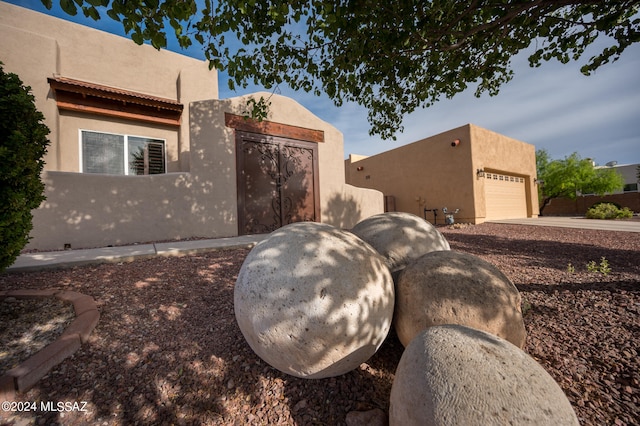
left=390, top=325, right=580, bottom=426
left=234, top=222, right=395, bottom=379
left=394, top=250, right=526, bottom=348
left=351, top=212, right=450, bottom=275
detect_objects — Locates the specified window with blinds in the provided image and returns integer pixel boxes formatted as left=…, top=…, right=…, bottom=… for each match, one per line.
left=81, top=131, right=165, bottom=175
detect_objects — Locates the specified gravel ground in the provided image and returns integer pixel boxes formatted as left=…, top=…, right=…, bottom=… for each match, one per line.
left=0, top=298, right=75, bottom=375
left=0, top=223, right=638, bottom=425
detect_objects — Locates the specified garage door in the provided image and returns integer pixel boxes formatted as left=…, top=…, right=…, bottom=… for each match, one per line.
left=484, top=172, right=527, bottom=220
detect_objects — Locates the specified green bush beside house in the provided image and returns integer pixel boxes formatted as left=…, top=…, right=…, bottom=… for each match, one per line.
left=0, top=63, right=50, bottom=272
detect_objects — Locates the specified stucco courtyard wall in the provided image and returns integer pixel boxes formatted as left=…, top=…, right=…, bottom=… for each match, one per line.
left=27, top=93, right=382, bottom=250
left=29, top=171, right=233, bottom=250
left=190, top=93, right=383, bottom=231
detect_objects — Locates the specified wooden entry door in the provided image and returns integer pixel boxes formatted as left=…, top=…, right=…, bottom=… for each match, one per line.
left=236, top=131, right=319, bottom=235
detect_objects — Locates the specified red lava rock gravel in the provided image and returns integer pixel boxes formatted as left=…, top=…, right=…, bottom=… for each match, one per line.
left=0, top=223, right=638, bottom=425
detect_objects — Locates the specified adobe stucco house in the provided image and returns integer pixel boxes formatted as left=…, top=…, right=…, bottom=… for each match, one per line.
left=0, top=2, right=381, bottom=251
left=345, top=124, right=540, bottom=224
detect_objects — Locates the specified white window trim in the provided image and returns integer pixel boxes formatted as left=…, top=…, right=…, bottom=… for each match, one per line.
left=79, top=129, right=167, bottom=175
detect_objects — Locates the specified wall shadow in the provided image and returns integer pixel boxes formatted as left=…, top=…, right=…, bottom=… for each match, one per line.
left=323, top=192, right=363, bottom=230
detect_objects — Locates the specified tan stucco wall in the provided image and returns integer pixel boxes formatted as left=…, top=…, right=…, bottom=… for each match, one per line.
left=30, top=171, right=234, bottom=250
left=26, top=92, right=382, bottom=250
left=190, top=92, right=384, bottom=231
left=345, top=124, right=538, bottom=224
left=468, top=124, right=539, bottom=221
left=0, top=2, right=217, bottom=172
left=346, top=125, right=477, bottom=223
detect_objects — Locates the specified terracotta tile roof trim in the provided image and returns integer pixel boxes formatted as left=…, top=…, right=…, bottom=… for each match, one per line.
left=47, top=76, right=183, bottom=111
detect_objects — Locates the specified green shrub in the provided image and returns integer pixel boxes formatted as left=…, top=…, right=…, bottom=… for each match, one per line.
left=0, top=63, right=50, bottom=271
left=585, top=202, right=633, bottom=220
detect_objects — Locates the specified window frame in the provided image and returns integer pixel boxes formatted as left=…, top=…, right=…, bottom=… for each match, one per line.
left=79, top=129, right=167, bottom=175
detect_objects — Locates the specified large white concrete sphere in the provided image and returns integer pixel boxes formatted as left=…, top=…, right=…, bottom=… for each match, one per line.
left=234, top=222, right=395, bottom=379
left=394, top=250, right=526, bottom=348
left=350, top=212, right=450, bottom=276
left=389, top=325, right=579, bottom=426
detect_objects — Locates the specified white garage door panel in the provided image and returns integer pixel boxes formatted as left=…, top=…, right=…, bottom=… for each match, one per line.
left=484, top=173, right=527, bottom=220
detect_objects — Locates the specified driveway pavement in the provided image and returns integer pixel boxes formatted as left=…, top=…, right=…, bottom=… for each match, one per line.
left=488, top=217, right=640, bottom=233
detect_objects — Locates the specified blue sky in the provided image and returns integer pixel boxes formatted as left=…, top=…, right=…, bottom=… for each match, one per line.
left=6, top=0, right=640, bottom=165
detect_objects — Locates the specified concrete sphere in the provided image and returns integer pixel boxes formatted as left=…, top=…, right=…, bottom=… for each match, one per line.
left=234, top=222, right=395, bottom=379
left=394, top=250, right=526, bottom=348
left=351, top=212, right=450, bottom=276
left=389, top=325, right=579, bottom=426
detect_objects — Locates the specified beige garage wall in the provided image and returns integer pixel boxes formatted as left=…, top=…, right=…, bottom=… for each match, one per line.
left=469, top=124, right=539, bottom=221
left=346, top=126, right=478, bottom=223
left=345, top=124, right=539, bottom=224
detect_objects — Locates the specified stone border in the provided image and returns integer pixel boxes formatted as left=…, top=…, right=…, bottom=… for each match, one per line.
left=0, top=290, right=100, bottom=401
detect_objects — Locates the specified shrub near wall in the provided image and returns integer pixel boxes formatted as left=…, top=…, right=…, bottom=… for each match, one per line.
left=0, top=63, right=50, bottom=271
left=586, top=202, right=633, bottom=220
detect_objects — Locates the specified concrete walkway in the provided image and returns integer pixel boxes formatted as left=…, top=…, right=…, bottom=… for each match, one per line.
left=6, top=217, right=640, bottom=273
left=488, top=217, right=640, bottom=233
left=7, top=234, right=268, bottom=273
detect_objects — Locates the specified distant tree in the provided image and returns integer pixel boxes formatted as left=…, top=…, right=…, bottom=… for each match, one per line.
left=536, top=149, right=625, bottom=215
left=0, top=63, right=50, bottom=272
left=43, top=0, right=640, bottom=140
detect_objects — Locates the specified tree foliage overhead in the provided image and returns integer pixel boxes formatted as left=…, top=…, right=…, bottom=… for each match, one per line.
left=535, top=149, right=625, bottom=215
left=0, top=63, right=50, bottom=272
left=43, top=0, right=640, bottom=139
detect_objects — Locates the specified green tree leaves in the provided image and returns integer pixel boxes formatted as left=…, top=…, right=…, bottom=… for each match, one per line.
left=43, top=0, right=640, bottom=140
left=535, top=149, right=625, bottom=215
